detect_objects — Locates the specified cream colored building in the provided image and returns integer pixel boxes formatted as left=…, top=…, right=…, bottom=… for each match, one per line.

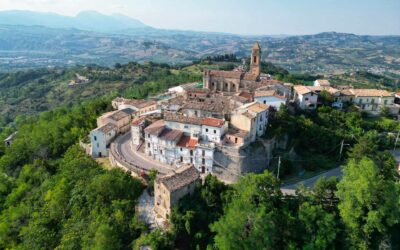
left=154, top=164, right=200, bottom=219
left=112, top=97, right=158, bottom=118
left=97, top=110, right=131, bottom=134
left=231, top=102, right=269, bottom=142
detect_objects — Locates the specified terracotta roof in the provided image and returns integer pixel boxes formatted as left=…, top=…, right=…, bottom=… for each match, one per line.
left=125, top=99, right=157, bottom=109
left=261, top=79, right=284, bottom=85
left=187, top=88, right=209, bottom=94
left=242, top=112, right=256, bottom=119
left=164, top=113, right=203, bottom=126
left=243, top=73, right=258, bottom=81
left=144, top=119, right=165, bottom=135
left=315, top=79, right=331, bottom=86
left=97, top=123, right=117, bottom=133
left=132, top=117, right=146, bottom=126
left=294, top=85, right=314, bottom=95
left=108, top=110, right=130, bottom=121
left=247, top=102, right=269, bottom=113
left=209, top=70, right=243, bottom=79
left=231, top=95, right=250, bottom=104
left=177, top=135, right=198, bottom=149
left=350, top=89, right=393, bottom=97
left=237, top=91, right=253, bottom=100
left=159, top=128, right=183, bottom=141
left=340, top=89, right=355, bottom=96
left=202, top=117, right=225, bottom=128
left=182, top=100, right=225, bottom=113
left=254, top=90, right=276, bottom=97
left=159, top=164, right=200, bottom=192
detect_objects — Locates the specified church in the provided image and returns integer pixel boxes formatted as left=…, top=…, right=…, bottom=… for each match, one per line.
left=203, top=42, right=262, bottom=93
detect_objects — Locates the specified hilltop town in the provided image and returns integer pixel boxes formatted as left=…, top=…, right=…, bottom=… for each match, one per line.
left=84, top=42, right=400, bottom=221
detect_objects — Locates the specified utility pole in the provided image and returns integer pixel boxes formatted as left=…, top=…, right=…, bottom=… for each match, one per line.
left=339, top=140, right=350, bottom=159
left=277, top=156, right=281, bottom=179
left=394, top=131, right=400, bottom=151
left=339, top=140, right=345, bottom=159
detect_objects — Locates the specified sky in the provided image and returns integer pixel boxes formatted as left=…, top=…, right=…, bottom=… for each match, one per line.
left=0, top=0, right=399, bottom=35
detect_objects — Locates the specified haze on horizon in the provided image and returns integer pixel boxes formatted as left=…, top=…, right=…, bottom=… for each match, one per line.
left=0, top=0, right=399, bottom=36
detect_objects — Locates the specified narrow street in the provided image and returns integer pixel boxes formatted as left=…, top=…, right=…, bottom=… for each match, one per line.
left=113, top=132, right=174, bottom=175
left=281, top=166, right=343, bottom=195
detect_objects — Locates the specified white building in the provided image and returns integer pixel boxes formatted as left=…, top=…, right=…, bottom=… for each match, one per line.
left=293, top=86, right=318, bottom=110
left=254, top=90, right=287, bottom=110
left=131, top=117, right=146, bottom=148
left=201, top=117, right=228, bottom=144
left=314, top=79, right=331, bottom=87
left=143, top=114, right=222, bottom=173
left=351, top=89, right=398, bottom=114
left=90, top=123, right=117, bottom=158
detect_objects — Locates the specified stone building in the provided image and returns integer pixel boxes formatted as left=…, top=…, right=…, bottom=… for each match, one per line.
left=154, top=164, right=200, bottom=219
left=97, top=110, right=132, bottom=134
left=203, top=42, right=261, bottom=93
left=231, top=102, right=269, bottom=143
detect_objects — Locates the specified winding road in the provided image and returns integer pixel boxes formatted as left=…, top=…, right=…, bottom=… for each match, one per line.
left=113, top=132, right=174, bottom=175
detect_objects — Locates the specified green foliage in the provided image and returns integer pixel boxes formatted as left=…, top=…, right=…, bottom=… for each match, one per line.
left=171, top=175, right=229, bottom=249
left=0, top=98, right=145, bottom=249
left=337, top=157, right=400, bottom=249
left=133, top=230, right=174, bottom=250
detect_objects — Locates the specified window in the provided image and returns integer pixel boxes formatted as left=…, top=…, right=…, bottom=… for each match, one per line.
left=384, top=100, right=388, bottom=105
left=214, top=130, right=216, bottom=134
left=202, top=159, right=205, bottom=164
left=311, top=93, right=314, bottom=96
left=160, top=150, right=163, bottom=154
left=359, top=99, right=362, bottom=104
left=305, top=97, right=309, bottom=101
left=184, top=125, right=189, bottom=129
left=253, top=56, right=257, bottom=63
left=190, top=150, right=193, bottom=156
left=148, top=143, right=150, bottom=147
left=94, top=136, right=97, bottom=141
left=97, top=143, right=99, bottom=148
left=180, top=147, right=183, bottom=151
left=206, top=128, right=208, bottom=132
left=235, top=138, right=238, bottom=143
left=202, top=150, right=205, bottom=156
left=190, top=158, right=193, bottom=163
left=264, top=100, right=266, bottom=104
left=180, top=156, right=183, bottom=162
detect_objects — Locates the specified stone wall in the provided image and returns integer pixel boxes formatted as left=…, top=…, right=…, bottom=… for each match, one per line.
left=213, top=135, right=288, bottom=183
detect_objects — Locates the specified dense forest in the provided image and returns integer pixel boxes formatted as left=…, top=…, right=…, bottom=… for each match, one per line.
left=0, top=62, right=202, bottom=131
left=0, top=61, right=399, bottom=249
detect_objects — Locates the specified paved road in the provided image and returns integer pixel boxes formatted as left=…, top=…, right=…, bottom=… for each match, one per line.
left=281, top=167, right=343, bottom=195
left=114, top=132, right=173, bottom=175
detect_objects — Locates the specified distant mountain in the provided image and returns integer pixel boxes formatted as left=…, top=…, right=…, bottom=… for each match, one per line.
left=0, top=19, right=399, bottom=76
left=0, top=10, right=149, bottom=33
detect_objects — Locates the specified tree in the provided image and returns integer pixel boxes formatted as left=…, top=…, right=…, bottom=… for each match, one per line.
left=336, top=158, right=400, bottom=248
left=211, top=171, right=283, bottom=250
left=298, top=202, right=337, bottom=249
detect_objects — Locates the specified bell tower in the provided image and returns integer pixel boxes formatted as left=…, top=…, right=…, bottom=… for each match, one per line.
left=250, top=42, right=261, bottom=76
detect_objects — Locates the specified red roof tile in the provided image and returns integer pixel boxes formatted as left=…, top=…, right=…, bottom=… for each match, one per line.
left=202, top=117, right=225, bottom=128
left=177, top=135, right=198, bottom=149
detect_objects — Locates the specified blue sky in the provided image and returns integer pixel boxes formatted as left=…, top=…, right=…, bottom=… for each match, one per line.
left=1, top=0, right=399, bottom=35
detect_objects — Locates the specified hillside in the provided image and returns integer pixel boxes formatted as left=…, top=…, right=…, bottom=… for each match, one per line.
left=0, top=62, right=202, bottom=130
left=0, top=22, right=399, bottom=78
